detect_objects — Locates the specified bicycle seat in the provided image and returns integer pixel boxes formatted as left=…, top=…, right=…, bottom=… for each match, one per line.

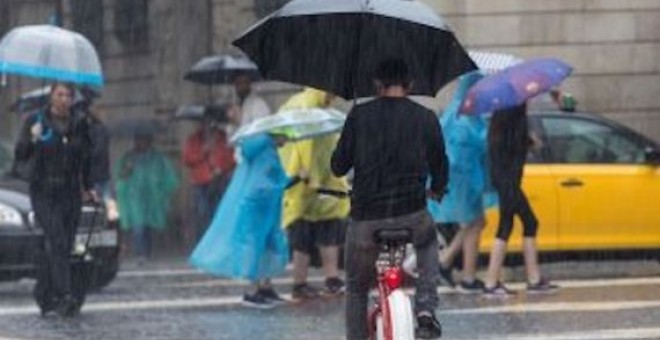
left=374, top=229, right=412, bottom=244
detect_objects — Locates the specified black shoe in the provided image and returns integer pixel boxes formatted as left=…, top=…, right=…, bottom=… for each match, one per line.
left=39, top=302, right=58, bottom=318
left=457, top=279, right=485, bottom=295
left=323, top=277, right=345, bottom=296
left=527, top=278, right=559, bottom=295
left=258, top=288, right=287, bottom=305
left=416, top=313, right=442, bottom=339
left=56, top=296, right=80, bottom=318
left=438, top=265, right=455, bottom=287
left=482, top=282, right=516, bottom=299
left=291, top=283, right=320, bottom=301
left=241, top=292, right=275, bottom=309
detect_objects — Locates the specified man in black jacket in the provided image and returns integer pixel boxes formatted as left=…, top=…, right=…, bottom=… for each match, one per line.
left=14, top=83, right=95, bottom=317
left=332, top=59, right=448, bottom=340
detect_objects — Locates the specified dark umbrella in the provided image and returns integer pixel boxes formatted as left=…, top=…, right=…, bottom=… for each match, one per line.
left=10, top=85, right=99, bottom=114
left=174, top=104, right=229, bottom=123
left=109, top=118, right=164, bottom=138
left=233, top=0, right=476, bottom=99
left=183, top=55, right=261, bottom=85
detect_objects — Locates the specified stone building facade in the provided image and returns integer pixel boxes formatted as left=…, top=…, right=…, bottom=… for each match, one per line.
left=3, top=0, right=659, bottom=138
left=1, top=0, right=659, bottom=251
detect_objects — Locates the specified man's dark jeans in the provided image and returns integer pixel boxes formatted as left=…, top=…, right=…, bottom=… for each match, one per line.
left=345, top=209, right=439, bottom=340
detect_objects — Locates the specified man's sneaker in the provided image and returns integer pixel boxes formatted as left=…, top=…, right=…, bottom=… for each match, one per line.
left=258, top=287, right=288, bottom=305
left=291, top=283, right=320, bottom=301
left=242, top=292, right=275, bottom=309
left=415, top=313, right=442, bottom=339
left=482, top=282, right=516, bottom=299
left=457, top=279, right=486, bottom=295
left=438, top=264, right=455, bottom=287
left=527, top=278, right=559, bottom=295
left=323, top=277, right=345, bottom=296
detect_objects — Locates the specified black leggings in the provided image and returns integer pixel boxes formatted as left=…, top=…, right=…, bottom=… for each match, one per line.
left=495, top=184, right=538, bottom=241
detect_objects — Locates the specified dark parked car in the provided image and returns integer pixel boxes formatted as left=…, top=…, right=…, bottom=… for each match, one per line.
left=0, top=139, right=119, bottom=290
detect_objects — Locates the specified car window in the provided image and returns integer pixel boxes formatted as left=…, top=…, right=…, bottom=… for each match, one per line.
left=542, top=117, right=646, bottom=164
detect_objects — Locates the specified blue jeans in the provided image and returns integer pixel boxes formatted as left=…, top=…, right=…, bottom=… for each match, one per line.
left=132, top=226, right=152, bottom=258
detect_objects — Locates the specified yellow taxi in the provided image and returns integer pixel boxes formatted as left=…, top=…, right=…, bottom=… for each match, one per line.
left=480, top=111, right=660, bottom=253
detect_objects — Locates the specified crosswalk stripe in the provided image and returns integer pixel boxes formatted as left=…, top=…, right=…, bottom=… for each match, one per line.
left=477, top=327, right=660, bottom=340
left=1, top=296, right=660, bottom=317
left=444, top=300, right=660, bottom=315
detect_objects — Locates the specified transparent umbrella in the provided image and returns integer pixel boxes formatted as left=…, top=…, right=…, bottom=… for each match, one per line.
left=0, top=25, right=104, bottom=88
left=230, top=107, right=346, bottom=143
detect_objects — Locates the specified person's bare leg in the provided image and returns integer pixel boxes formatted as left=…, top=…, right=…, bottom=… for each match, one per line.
left=320, top=246, right=340, bottom=279
left=440, top=227, right=467, bottom=268
left=461, top=217, right=485, bottom=283
left=484, top=239, right=508, bottom=288
left=292, top=251, right=310, bottom=285
left=523, top=237, right=542, bottom=284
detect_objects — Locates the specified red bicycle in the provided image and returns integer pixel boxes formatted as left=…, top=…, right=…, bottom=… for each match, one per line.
left=368, top=229, right=415, bottom=340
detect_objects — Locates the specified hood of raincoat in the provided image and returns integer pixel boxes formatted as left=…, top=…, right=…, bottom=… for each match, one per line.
left=278, top=88, right=350, bottom=227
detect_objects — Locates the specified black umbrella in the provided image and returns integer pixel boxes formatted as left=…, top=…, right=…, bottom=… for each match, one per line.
left=183, top=55, right=261, bottom=85
left=109, top=118, right=164, bottom=138
left=10, top=85, right=99, bottom=114
left=173, top=104, right=229, bottom=123
left=233, top=0, right=477, bottom=99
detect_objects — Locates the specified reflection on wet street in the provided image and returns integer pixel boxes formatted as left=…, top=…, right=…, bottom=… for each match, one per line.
left=0, top=258, right=659, bottom=339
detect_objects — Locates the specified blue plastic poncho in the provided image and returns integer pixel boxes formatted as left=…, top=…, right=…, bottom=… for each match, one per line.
left=428, top=71, right=496, bottom=224
left=189, top=134, right=290, bottom=281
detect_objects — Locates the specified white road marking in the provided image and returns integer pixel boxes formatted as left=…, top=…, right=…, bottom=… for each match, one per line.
left=163, top=275, right=660, bottom=293
left=478, top=327, right=660, bottom=340
left=445, top=300, right=660, bottom=315
left=2, top=296, right=660, bottom=318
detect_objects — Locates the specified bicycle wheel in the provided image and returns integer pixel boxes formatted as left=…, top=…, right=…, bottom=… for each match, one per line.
left=376, top=290, right=415, bottom=340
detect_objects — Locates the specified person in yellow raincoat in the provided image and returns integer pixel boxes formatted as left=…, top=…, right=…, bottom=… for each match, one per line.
left=278, top=88, right=351, bottom=301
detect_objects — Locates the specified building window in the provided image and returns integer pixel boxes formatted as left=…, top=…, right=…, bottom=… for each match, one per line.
left=254, top=0, right=289, bottom=18
left=114, top=0, right=149, bottom=51
left=71, top=0, right=104, bottom=53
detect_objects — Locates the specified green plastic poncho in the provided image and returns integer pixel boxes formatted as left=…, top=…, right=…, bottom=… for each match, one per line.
left=115, top=149, right=179, bottom=230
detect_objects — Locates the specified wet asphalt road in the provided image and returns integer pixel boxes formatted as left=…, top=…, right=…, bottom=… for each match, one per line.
left=1, top=258, right=660, bottom=340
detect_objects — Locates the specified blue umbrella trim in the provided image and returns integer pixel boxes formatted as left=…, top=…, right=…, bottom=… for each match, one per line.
left=0, top=61, right=104, bottom=87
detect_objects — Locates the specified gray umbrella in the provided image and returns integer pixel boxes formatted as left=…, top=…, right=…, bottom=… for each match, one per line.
left=109, top=118, right=164, bottom=138
left=233, top=0, right=476, bottom=99
left=184, top=55, right=261, bottom=85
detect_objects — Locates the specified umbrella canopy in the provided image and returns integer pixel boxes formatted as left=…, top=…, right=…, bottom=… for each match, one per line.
left=110, top=118, right=164, bottom=138
left=230, top=107, right=346, bottom=143
left=174, top=105, right=206, bottom=120
left=233, top=0, right=476, bottom=99
left=468, top=51, right=522, bottom=75
left=174, top=104, right=229, bottom=122
left=0, top=25, right=104, bottom=88
left=184, top=55, right=261, bottom=85
left=460, top=58, right=573, bottom=115
left=10, top=85, right=99, bottom=113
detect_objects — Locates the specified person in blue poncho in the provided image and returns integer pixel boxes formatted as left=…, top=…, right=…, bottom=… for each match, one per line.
left=427, top=71, right=495, bottom=293
left=189, top=133, right=292, bottom=309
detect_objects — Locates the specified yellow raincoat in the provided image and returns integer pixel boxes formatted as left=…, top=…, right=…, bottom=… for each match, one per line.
left=278, top=88, right=350, bottom=228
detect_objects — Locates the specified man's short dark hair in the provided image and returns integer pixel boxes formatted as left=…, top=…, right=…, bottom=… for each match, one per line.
left=374, top=58, right=412, bottom=88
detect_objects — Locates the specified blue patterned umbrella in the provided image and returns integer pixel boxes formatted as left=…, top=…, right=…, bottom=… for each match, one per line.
left=460, top=58, right=573, bottom=114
